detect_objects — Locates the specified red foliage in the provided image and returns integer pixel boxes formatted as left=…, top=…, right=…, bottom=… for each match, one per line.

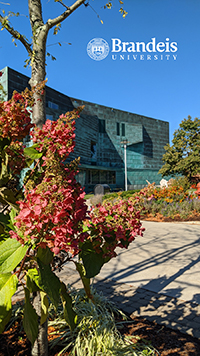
left=0, top=91, right=34, bottom=141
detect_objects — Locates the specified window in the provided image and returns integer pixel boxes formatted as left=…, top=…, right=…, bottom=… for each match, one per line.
left=99, top=119, right=106, bottom=133
left=88, top=170, right=116, bottom=184
left=117, top=122, right=120, bottom=136
left=48, top=101, right=59, bottom=110
left=122, top=123, right=125, bottom=137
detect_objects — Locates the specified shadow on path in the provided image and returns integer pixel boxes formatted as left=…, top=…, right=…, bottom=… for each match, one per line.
left=94, top=274, right=200, bottom=340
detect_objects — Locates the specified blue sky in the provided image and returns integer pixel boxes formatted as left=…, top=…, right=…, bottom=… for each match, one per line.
left=0, top=0, right=199, bottom=141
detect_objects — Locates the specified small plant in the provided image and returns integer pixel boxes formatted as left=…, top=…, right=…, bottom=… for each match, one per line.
left=48, top=288, right=157, bottom=356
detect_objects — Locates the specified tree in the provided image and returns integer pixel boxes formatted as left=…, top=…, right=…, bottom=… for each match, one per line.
left=159, top=116, right=200, bottom=182
left=0, top=0, right=127, bottom=128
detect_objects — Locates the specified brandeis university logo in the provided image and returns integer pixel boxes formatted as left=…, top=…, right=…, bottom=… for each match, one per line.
left=87, top=38, right=109, bottom=61
left=87, top=37, right=178, bottom=61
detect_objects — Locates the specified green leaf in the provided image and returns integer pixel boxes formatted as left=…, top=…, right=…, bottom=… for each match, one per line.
left=81, top=251, right=105, bottom=278
left=0, top=272, right=18, bottom=333
left=1, top=208, right=17, bottom=233
left=23, top=288, right=38, bottom=345
left=26, top=269, right=40, bottom=293
left=74, top=261, right=92, bottom=299
left=40, top=291, right=49, bottom=325
left=0, top=238, right=27, bottom=273
left=9, top=207, right=16, bottom=223
left=80, top=241, right=106, bottom=278
left=60, top=282, right=77, bottom=331
left=0, top=187, right=19, bottom=211
left=24, top=146, right=43, bottom=160
left=37, top=246, right=54, bottom=265
left=37, top=259, right=60, bottom=308
left=0, top=208, right=16, bottom=234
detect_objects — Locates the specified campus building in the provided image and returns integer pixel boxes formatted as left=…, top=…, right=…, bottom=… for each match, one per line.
left=0, top=66, right=169, bottom=192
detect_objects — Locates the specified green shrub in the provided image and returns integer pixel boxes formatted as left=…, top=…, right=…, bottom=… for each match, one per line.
left=103, top=189, right=140, bottom=201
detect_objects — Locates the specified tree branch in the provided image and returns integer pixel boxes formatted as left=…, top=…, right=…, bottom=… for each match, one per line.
left=0, top=15, right=32, bottom=55
left=55, top=0, right=70, bottom=10
left=47, top=0, right=85, bottom=29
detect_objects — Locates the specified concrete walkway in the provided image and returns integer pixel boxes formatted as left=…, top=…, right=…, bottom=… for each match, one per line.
left=92, top=220, right=200, bottom=339
left=13, top=221, right=200, bottom=339
left=99, top=220, right=200, bottom=304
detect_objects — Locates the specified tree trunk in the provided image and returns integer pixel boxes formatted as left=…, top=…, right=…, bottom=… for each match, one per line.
left=28, top=0, right=48, bottom=128
left=31, top=292, right=48, bottom=356
left=29, top=39, right=47, bottom=128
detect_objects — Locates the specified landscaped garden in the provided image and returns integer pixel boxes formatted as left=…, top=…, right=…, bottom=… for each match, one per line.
left=0, top=88, right=200, bottom=355
left=101, top=178, right=200, bottom=222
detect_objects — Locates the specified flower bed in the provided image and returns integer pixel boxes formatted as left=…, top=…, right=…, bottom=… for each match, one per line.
left=103, top=182, right=200, bottom=222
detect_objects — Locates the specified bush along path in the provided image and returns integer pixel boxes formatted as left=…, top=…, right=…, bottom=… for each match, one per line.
left=0, top=88, right=148, bottom=356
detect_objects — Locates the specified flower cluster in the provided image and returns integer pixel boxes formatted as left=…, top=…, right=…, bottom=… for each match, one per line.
left=5, top=141, right=27, bottom=175
left=85, top=198, right=144, bottom=259
left=10, top=158, right=88, bottom=256
left=10, top=105, right=88, bottom=256
left=31, top=107, right=84, bottom=162
left=0, top=90, right=35, bottom=141
left=152, top=185, right=194, bottom=203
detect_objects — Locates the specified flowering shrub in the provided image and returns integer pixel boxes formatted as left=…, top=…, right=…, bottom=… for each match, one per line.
left=0, top=88, right=145, bottom=350
left=84, top=198, right=144, bottom=260
left=31, top=107, right=83, bottom=162
left=10, top=106, right=88, bottom=256
left=0, top=90, right=36, bottom=199
left=10, top=158, right=88, bottom=256
left=0, top=90, right=34, bottom=140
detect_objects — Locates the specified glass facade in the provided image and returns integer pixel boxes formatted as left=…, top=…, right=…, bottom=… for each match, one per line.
left=76, top=169, right=116, bottom=186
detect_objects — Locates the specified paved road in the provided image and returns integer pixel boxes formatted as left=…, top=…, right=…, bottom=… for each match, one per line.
left=99, top=220, right=200, bottom=304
